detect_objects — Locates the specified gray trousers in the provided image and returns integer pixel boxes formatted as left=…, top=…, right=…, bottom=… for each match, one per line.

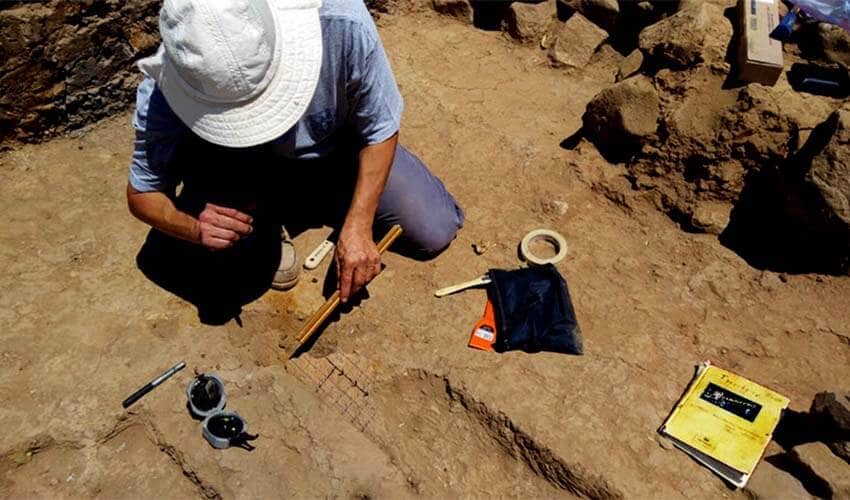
left=139, top=139, right=463, bottom=323
left=373, top=144, right=464, bottom=256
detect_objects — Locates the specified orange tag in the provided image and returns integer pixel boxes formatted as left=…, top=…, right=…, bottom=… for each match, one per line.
left=468, top=299, right=497, bottom=351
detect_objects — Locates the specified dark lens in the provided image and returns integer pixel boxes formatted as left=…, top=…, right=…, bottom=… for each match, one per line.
left=190, top=375, right=222, bottom=411
left=208, top=414, right=244, bottom=439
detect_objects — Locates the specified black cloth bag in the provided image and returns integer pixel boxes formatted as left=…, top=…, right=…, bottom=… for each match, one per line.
left=486, top=264, right=583, bottom=355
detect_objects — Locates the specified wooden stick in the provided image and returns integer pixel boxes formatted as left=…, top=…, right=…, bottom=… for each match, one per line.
left=434, top=274, right=491, bottom=298
left=289, top=224, right=403, bottom=358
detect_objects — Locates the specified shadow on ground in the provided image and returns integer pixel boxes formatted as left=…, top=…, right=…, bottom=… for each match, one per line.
left=137, top=225, right=281, bottom=325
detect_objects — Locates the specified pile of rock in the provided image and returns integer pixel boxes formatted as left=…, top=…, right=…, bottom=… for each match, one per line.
left=770, top=391, right=850, bottom=498
left=812, top=391, right=850, bottom=464
left=428, top=0, right=850, bottom=272
left=0, top=0, right=160, bottom=145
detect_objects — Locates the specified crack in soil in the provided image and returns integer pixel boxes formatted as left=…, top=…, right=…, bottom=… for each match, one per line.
left=412, top=369, right=623, bottom=499
left=0, top=414, right=223, bottom=500
left=0, top=415, right=141, bottom=473
left=142, top=417, right=223, bottom=500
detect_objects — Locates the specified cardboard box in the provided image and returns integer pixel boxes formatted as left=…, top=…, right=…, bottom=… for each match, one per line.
left=738, top=0, right=784, bottom=85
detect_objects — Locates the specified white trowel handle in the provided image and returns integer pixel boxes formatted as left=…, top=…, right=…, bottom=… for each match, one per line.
left=304, top=240, right=335, bottom=270
left=434, top=275, right=492, bottom=298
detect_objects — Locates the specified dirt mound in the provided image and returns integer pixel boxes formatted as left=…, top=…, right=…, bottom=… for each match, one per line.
left=582, top=76, right=659, bottom=160
left=628, top=82, right=826, bottom=232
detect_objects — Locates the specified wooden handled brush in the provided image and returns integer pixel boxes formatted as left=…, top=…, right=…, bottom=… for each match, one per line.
left=288, top=224, right=403, bottom=358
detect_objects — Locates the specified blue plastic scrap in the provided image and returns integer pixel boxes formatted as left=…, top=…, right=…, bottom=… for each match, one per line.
left=790, top=0, right=850, bottom=31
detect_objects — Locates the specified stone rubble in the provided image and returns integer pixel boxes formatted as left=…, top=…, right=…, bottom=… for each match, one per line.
left=555, top=0, right=619, bottom=33
left=432, top=0, right=473, bottom=24
left=638, top=2, right=710, bottom=69
left=615, top=49, right=644, bottom=82
left=792, top=442, right=850, bottom=498
left=548, top=12, right=608, bottom=68
left=811, top=391, right=850, bottom=464
left=504, top=0, right=556, bottom=45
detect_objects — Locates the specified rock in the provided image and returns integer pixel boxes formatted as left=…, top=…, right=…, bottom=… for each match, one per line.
left=638, top=2, right=710, bottom=68
left=793, top=442, right=850, bottom=498
left=589, top=43, right=625, bottom=83
left=366, top=0, right=392, bottom=13
left=799, top=22, right=850, bottom=68
left=582, top=77, right=660, bottom=160
left=811, top=391, right=850, bottom=434
left=626, top=67, right=837, bottom=238
left=745, top=458, right=811, bottom=500
left=548, top=13, right=607, bottom=68
left=830, top=441, right=850, bottom=465
left=690, top=201, right=730, bottom=235
left=432, top=0, right=473, bottom=24
left=126, top=24, right=160, bottom=53
left=551, top=200, right=569, bottom=214
left=616, top=49, right=643, bottom=82
left=786, top=105, right=850, bottom=270
left=0, top=0, right=160, bottom=145
left=819, top=24, right=850, bottom=68
left=472, top=241, right=489, bottom=255
left=540, top=199, right=569, bottom=216
left=503, top=0, right=555, bottom=44
left=556, top=0, right=619, bottom=33
left=615, top=1, right=678, bottom=49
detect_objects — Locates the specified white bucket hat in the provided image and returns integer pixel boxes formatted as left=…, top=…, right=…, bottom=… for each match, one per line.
left=137, top=0, right=323, bottom=148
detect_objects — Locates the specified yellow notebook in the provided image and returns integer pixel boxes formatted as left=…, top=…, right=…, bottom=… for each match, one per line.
left=660, top=362, right=789, bottom=488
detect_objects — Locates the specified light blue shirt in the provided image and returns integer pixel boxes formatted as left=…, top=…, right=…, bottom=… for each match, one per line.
left=129, top=0, right=404, bottom=193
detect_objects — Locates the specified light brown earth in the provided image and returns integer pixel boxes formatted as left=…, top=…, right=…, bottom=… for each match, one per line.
left=2, top=8, right=850, bottom=500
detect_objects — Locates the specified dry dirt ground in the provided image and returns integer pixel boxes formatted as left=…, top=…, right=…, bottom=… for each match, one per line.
left=1, top=8, right=850, bottom=500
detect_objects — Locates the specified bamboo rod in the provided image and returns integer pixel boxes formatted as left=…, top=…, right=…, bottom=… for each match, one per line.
left=289, top=224, right=403, bottom=358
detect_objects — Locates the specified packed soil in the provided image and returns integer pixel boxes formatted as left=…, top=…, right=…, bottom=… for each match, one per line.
left=1, top=7, right=849, bottom=500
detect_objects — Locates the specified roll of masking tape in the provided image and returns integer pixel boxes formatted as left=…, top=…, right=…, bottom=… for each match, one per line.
left=520, top=229, right=568, bottom=266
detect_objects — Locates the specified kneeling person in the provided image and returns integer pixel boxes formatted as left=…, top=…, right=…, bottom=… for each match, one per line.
left=126, top=0, right=463, bottom=303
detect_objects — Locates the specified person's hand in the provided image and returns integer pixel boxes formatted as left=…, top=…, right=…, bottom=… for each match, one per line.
left=335, top=224, right=381, bottom=303
left=196, top=203, right=253, bottom=250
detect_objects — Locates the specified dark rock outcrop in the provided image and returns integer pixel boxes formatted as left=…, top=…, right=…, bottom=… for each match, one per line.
left=0, top=0, right=161, bottom=146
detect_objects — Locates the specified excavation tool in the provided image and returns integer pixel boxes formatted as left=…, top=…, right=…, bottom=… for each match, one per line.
left=122, top=361, right=186, bottom=408
left=304, top=239, right=334, bottom=270
left=435, top=274, right=492, bottom=297
left=434, top=229, right=568, bottom=298
left=288, top=224, right=403, bottom=358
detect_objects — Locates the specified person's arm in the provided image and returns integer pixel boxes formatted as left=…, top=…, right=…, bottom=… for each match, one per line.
left=336, top=11, right=405, bottom=302
left=127, top=185, right=254, bottom=250
left=335, top=132, right=397, bottom=303
left=127, top=78, right=253, bottom=250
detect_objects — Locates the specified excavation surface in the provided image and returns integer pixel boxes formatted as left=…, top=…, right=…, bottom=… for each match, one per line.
left=2, top=9, right=850, bottom=499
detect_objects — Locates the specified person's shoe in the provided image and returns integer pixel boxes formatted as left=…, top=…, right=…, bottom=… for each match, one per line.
left=271, top=227, right=299, bottom=291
